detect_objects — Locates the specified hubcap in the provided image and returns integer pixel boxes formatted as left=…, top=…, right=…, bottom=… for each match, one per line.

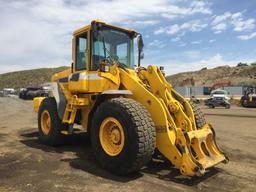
left=99, top=117, right=125, bottom=156
left=41, top=110, right=51, bottom=135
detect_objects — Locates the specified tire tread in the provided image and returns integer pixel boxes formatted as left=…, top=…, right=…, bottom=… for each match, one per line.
left=91, top=97, right=156, bottom=175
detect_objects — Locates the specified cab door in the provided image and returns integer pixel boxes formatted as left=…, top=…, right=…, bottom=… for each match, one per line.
left=68, top=31, right=90, bottom=92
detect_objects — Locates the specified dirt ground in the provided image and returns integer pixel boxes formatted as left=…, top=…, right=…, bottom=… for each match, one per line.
left=0, top=97, right=255, bottom=192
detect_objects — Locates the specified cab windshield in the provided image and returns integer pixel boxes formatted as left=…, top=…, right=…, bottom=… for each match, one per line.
left=92, top=26, right=135, bottom=70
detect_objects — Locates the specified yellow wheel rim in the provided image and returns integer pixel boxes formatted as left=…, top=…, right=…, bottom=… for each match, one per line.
left=41, top=110, right=51, bottom=135
left=99, top=117, right=125, bottom=156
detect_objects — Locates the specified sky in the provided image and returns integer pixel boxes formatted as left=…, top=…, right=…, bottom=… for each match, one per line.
left=0, top=0, right=255, bottom=75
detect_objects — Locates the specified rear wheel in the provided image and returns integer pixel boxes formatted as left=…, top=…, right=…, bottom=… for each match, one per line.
left=38, top=97, right=66, bottom=146
left=91, top=98, right=156, bottom=175
left=225, top=104, right=230, bottom=109
left=242, top=99, right=248, bottom=107
left=190, top=101, right=206, bottom=129
left=209, top=104, right=215, bottom=108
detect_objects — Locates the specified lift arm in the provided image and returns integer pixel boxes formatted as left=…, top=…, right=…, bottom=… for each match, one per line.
left=120, top=65, right=228, bottom=176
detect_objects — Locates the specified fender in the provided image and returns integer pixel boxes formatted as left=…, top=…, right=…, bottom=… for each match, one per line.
left=32, top=82, right=66, bottom=119
left=49, top=82, right=67, bottom=120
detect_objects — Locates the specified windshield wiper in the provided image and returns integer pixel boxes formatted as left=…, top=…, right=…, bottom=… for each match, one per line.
left=104, top=46, right=126, bottom=69
left=102, top=36, right=107, bottom=61
left=101, top=35, right=126, bottom=69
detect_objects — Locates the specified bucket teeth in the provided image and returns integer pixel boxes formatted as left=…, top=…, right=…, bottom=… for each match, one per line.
left=187, top=126, right=227, bottom=171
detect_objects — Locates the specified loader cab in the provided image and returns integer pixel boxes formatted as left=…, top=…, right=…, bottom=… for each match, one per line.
left=69, top=21, right=139, bottom=93
left=72, top=21, right=137, bottom=73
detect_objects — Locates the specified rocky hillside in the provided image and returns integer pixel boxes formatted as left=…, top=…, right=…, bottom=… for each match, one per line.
left=0, top=65, right=255, bottom=90
left=0, top=66, right=69, bottom=89
left=166, top=65, right=256, bottom=87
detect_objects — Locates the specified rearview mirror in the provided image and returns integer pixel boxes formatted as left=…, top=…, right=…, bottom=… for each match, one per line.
left=137, top=34, right=144, bottom=52
left=137, top=34, right=144, bottom=66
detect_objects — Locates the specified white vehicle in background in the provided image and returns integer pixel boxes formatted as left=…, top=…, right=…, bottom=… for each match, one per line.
left=2, top=88, right=17, bottom=97
left=205, top=89, right=231, bottom=109
left=210, top=89, right=230, bottom=100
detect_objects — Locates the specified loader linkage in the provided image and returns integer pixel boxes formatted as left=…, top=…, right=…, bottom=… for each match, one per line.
left=135, top=66, right=228, bottom=176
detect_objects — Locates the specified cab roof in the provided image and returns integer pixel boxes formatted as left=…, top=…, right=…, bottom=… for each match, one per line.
left=73, top=20, right=137, bottom=36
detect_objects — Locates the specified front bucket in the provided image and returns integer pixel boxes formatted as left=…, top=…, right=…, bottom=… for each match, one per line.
left=186, top=124, right=228, bottom=175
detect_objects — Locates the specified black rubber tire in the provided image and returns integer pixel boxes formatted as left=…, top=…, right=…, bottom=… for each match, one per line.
left=190, top=101, right=206, bottom=129
left=38, top=97, right=66, bottom=146
left=91, top=98, right=156, bottom=175
left=225, top=104, right=230, bottom=109
left=209, top=104, right=215, bottom=108
left=242, top=100, right=248, bottom=107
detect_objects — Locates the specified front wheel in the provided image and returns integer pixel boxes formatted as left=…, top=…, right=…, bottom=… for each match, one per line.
left=91, top=98, right=156, bottom=175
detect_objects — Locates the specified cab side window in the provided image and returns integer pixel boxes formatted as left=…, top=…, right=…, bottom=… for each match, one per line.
left=75, top=33, right=87, bottom=71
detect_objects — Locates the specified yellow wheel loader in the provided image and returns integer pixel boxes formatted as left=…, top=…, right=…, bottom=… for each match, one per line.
left=33, top=20, right=228, bottom=176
